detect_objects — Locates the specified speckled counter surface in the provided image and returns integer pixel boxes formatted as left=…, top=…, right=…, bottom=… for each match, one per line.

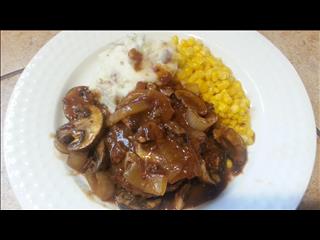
left=1, top=31, right=319, bottom=210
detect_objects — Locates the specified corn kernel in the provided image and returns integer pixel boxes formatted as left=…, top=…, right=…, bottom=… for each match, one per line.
left=184, top=67, right=193, bottom=77
left=247, top=129, right=254, bottom=137
left=218, top=103, right=227, bottom=113
left=203, top=93, right=211, bottom=102
left=194, top=45, right=201, bottom=52
left=226, top=159, right=233, bottom=169
left=199, top=83, right=208, bottom=93
left=230, top=104, right=239, bottom=113
left=187, top=37, right=196, bottom=45
left=223, top=94, right=233, bottom=105
left=184, top=83, right=200, bottom=94
left=171, top=35, right=179, bottom=45
left=219, top=71, right=229, bottom=80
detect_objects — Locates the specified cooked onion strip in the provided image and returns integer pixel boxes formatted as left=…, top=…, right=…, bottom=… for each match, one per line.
left=107, top=100, right=150, bottom=126
left=185, top=108, right=217, bottom=131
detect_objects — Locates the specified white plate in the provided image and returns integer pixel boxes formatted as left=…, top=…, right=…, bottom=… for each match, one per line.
left=4, top=31, right=317, bottom=210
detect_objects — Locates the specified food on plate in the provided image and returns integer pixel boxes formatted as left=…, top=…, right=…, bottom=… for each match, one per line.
left=54, top=34, right=254, bottom=209
left=173, top=36, right=254, bottom=145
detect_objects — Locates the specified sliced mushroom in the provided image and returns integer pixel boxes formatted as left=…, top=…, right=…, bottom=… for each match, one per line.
left=198, top=160, right=216, bottom=185
left=213, top=127, right=247, bottom=175
left=55, top=123, right=76, bottom=153
left=63, top=86, right=97, bottom=121
left=175, top=90, right=207, bottom=116
left=97, top=103, right=110, bottom=120
left=55, top=105, right=104, bottom=152
left=54, top=137, right=69, bottom=154
left=86, top=171, right=114, bottom=201
left=67, top=151, right=91, bottom=173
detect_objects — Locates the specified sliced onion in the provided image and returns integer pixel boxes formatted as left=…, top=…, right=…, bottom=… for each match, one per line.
left=117, top=91, right=145, bottom=108
left=123, top=152, right=167, bottom=196
left=145, top=90, right=174, bottom=122
left=86, top=171, right=114, bottom=201
left=125, top=163, right=168, bottom=196
left=213, top=127, right=247, bottom=174
left=185, top=108, right=217, bottom=131
left=175, top=90, right=207, bottom=116
left=116, top=89, right=174, bottom=124
left=107, top=100, right=150, bottom=126
left=67, top=151, right=90, bottom=173
left=164, top=121, right=186, bottom=135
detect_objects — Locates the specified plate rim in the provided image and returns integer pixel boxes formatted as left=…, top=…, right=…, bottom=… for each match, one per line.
left=4, top=31, right=317, bottom=210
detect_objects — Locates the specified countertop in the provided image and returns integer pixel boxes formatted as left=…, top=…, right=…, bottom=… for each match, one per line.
left=1, top=31, right=319, bottom=210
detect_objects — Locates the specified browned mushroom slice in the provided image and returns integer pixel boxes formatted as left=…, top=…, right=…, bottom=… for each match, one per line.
left=198, top=160, right=216, bottom=185
left=55, top=123, right=75, bottom=154
left=63, top=86, right=97, bottom=121
left=67, top=151, right=91, bottom=173
left=96, top=102, right=110, bottom=120
left=85, top=171, right=115, bottom=201
left=213, top=127, right=247, bottom=174
left=54, top=137, right=69, bottom=154
left=175, top=90, right=207, bottom=116
left=68, top=105, right=103, bottom=151
left=55, top=105, right=103, bottom=152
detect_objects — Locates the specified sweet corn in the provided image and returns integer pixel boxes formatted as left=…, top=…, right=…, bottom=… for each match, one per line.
left=172, top=35, right=254, bottom=145
left=226, top=159, right=233, bottom=169
left=171, top=35, right=179, bottom=45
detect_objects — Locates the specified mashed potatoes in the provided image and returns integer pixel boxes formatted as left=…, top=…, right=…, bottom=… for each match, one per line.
left=94, top=34, right=177, bottom=112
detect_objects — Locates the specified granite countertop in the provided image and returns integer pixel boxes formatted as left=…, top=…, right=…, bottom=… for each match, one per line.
left=1, top=31, right=319, bottom=210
